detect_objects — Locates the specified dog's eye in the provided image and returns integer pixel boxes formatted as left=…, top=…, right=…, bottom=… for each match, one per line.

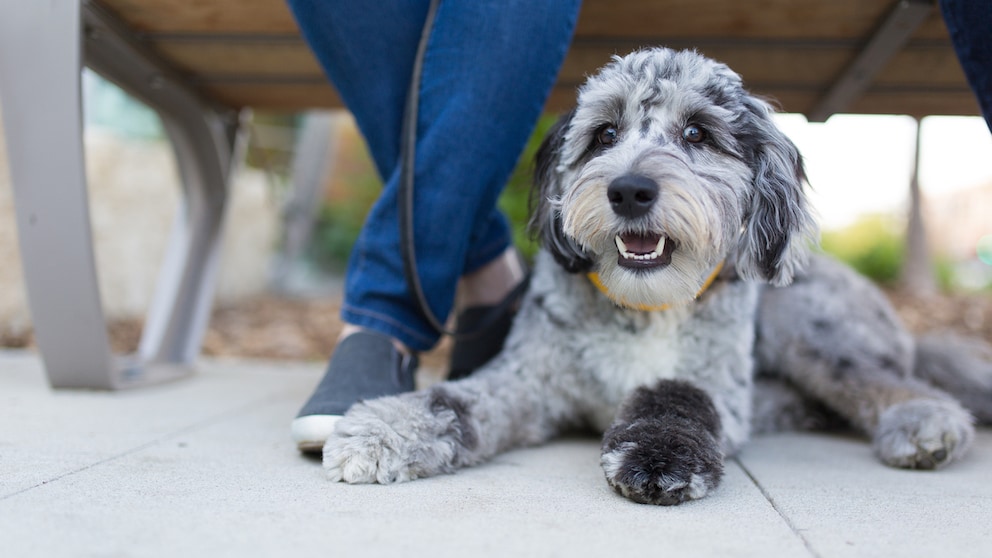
left=682, top=124, right=706, bottom=144
left=595, top=125, right=619, bottom=146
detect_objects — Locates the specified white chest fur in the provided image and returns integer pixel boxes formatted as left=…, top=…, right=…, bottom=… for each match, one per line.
left=571, top=280, right=759, bottom=434
left=528, top=256, right=759, bottom=434
left=577, top=305, right=692, bottom=429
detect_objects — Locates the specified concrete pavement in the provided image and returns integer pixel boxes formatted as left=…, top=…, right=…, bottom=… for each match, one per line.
left=2, top=350, right=990, bottom=557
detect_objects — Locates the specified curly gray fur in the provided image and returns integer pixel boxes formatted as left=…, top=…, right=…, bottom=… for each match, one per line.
left=321, top=48, right=987, bottom=504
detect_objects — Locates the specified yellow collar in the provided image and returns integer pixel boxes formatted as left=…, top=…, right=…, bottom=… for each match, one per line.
left=586, top=261, right=724, bottom=311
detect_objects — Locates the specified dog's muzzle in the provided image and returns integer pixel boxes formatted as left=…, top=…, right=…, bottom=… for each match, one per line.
left=607, top=174, right=672, bottom=270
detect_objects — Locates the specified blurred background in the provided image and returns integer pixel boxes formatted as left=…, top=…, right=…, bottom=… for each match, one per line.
left=1, top=69, right=990, bottom=364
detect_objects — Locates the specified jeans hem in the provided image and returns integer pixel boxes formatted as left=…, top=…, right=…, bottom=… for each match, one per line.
left=341, top=304, right=438, bottom=352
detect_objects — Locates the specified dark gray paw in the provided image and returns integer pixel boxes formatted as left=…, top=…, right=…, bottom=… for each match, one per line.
left=601, top=419, right=724, bottom=505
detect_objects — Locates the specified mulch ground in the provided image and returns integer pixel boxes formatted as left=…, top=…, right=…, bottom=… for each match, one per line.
left=2, top=288, right=990, bottom=369
left=0, top=294, right=454, bottom=370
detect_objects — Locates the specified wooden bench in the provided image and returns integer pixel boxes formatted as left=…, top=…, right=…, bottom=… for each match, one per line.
left=0, top=0, right=978, bottom=389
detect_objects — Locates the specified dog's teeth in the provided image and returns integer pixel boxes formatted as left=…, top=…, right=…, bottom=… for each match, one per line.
left=655, top=236, right=667, bottom=255
left=616, top=234, right=669, bottom=261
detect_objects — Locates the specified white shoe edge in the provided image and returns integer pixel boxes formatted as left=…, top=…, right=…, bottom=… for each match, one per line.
left=291, top=414, right=343, bottom=453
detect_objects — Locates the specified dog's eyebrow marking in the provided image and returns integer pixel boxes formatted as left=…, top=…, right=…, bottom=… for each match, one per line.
left=638, top=84, right=667, bottom=137
left=607, top=95, right=627, bottom=125
left=640, top=117, right=653, bottom=137
left=701, top=81, right=733, bottom=108
left=641, top=83, right=665, bottom=106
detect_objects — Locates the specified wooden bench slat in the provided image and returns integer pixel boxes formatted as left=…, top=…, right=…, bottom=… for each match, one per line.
left=93, top=0, right=977, bottom=118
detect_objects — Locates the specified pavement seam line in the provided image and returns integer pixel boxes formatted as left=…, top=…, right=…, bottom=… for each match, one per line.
left=733, top=457, right=824, bottom=558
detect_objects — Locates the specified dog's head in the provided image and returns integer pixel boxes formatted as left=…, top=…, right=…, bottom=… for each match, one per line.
left=532, top=48, right=817, bottom=308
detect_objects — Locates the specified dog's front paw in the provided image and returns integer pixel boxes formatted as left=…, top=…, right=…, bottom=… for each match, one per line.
left=873, top=399, right=974, bottom=470
left=323, top=388, right=474, bottom=484
left=601, top=420, right=724, bottom=505
left=322, top=408, right=428, bottom=484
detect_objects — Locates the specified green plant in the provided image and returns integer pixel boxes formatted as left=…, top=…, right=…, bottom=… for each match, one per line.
left=309, top=205, right=360, bottom=272
left=932, top=256, right=957, bottom=292
left=820, top=215, right=905, bottom=285
left=307, top=173, right=381, bottom=272
left=498, top=114, right=561, bottom=262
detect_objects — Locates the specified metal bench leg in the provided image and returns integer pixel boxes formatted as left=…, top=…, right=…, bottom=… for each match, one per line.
left=272, top=111, right=338, bottom=290
left=83, top=4, right=248, bottom=385
left=136, top=105, right=247, bottom=369
left=0, top=2, right=246, bottom=389
left=0, top=1, right=120, bottom=388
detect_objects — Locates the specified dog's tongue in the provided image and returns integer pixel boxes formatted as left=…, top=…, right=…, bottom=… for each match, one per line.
left=621, top=232, right=662, bottom=254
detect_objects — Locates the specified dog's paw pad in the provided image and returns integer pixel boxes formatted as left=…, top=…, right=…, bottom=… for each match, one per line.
left=601, top=424, right=723, bottom=505
left=873, top=399, right=975, bottom=470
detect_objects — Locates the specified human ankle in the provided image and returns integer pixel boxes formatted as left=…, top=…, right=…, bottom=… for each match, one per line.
left=457, top=248, right=526, bottom=308
left=338, top=324, right=414, bottom=356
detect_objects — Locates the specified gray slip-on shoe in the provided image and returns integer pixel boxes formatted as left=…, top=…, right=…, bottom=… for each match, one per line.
left=292, top=330, right=418, bottom=453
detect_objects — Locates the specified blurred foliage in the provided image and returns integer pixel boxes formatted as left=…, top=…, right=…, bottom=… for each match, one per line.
left=498, top=114, right=561, bottom=262
left=820, top=215, right=906, bottom=285
left=307, top=143, right=382, bottom=272
left=245, top=113, right=300, bottom=182
left=933, top=258, right=957, bottom=292
left=307, top=185, right=381, bottom=272
left=307, top=113, right=562, bottom=270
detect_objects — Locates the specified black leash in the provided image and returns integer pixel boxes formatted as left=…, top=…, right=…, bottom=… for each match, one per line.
left=398, top=0, right=527, bottom=340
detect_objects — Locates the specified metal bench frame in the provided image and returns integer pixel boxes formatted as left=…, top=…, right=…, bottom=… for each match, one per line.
left=0, top=1, right=246, bottom=388
left=0, top=0, right=940, bottom=390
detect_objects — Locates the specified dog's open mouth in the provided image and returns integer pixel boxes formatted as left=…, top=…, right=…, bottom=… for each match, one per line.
left=614, top=232, right=675, bottom=270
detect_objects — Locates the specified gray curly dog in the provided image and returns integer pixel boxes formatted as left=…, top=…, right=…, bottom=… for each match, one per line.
left=321, top=48, right=992, bottom=505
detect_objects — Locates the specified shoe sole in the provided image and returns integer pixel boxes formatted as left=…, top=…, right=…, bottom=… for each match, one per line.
left=291, top=414, right=342, bottom=454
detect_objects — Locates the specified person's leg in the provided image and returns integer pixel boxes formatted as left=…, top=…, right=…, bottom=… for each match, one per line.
left=285, top=0, right=429, bottom=179
left=286, top=0, right=430, bottom=451
left=287, top=0, right=581, bottom=451
left=940, top=0, right=992, bottom=131
left=340, top=0, right=582, bottom=351
left=288, top=0, right=574, bottom=349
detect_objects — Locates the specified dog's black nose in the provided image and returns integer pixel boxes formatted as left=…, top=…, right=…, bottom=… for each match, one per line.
left=607, top=174, right=658, bottom=219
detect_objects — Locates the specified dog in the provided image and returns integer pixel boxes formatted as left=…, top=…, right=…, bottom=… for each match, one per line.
left=320, top=48, right=992, bottom=505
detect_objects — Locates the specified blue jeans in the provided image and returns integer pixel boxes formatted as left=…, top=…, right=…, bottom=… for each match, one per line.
left=286, top=0, right=581, bottom=351
left=941, top=0, right=992, bottom=131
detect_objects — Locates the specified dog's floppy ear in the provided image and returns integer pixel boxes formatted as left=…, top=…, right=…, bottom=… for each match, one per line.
left=734, top=96, right=817, bottom=286
left=529, top=110, right=594, bottom=274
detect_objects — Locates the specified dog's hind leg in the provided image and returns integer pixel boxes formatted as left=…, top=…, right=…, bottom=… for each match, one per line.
left=914, top=332, right=992, bottom=425
left=600, top=380, right=724, bottom=505
left=751, top=376, right=848, bottom=434
left=756, top=255, right=974, bottom=470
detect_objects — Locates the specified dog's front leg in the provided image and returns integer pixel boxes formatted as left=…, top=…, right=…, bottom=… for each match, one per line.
left=600, top=380, right=724, bottom=505
left=323, top=354, right=568, bottom=484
